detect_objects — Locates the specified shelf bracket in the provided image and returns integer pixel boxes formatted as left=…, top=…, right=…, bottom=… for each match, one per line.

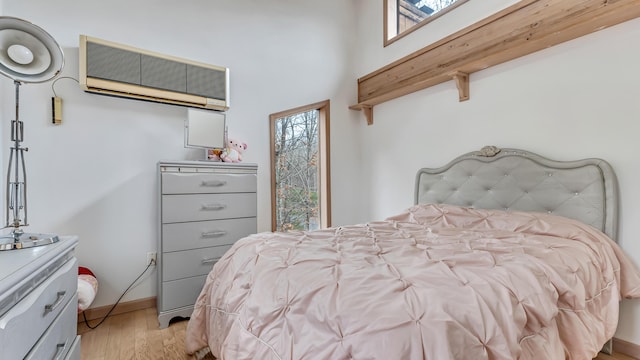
left=451, top=71, right=469, bottom=101
left=362, top=105, right=373, bottom=125
left=349, top=104, right=374, bottom=125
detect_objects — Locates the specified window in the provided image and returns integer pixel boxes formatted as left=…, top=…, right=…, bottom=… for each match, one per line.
left=270, top=100, right=331, bottom=232
left=384, top=0, right=470, bottom=46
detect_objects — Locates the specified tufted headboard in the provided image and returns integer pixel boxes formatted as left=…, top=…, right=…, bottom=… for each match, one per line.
left=414, top=146, right=619, bottom=242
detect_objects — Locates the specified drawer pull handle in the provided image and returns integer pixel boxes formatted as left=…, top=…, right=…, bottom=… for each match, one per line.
left=201, top=180, right=227, bottom=187
left=44, top=291, right=66, bottom=316
left=202, top=230, right=227, bottom=238
left=202, top=257, right=221, bottom=265
left=202, top=203, right=227, bottom=211
left=53, top=340, right=68, bottom=360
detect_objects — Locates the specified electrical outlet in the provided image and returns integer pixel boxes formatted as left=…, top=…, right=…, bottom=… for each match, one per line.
left=146, top=252, right=157, bottom=266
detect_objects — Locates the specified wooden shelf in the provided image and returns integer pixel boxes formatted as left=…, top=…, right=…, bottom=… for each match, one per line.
left=351, top=0, right=640, bottom=125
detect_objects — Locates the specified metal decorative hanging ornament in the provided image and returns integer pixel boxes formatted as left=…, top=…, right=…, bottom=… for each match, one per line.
left=0, top=17, right=64, bottom=250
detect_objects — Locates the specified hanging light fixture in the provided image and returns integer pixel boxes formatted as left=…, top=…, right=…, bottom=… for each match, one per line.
left=0, top=16, right=64, bottom=250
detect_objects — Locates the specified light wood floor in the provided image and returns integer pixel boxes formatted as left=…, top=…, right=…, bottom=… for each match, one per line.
left=78, top=307, right=636, bottom=360
left=78, top=307, right=209, bottom=360
left=597, top=352, right=638, bottom=360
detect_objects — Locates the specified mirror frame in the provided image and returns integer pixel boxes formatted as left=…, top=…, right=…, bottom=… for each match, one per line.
left=184, top=108, right=226, bottom=150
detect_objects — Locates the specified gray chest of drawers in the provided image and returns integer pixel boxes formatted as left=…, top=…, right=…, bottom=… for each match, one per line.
left=0, top=236, right=80, bottom=360
left=157, top=161, right=257, bottom=328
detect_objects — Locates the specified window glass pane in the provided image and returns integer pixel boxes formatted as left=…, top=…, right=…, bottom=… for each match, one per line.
left=386, top=0, right=469, bottom=45
left=274, top=110, right=320, bottom=232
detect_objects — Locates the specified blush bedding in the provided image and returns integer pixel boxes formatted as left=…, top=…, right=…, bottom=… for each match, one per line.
left=185, top=203, right=640, bottom=360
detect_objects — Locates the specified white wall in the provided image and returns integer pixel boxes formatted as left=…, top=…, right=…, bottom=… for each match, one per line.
left=353, top=0, right=640, bottom=345
left=0, top=0, right=361, bottom=308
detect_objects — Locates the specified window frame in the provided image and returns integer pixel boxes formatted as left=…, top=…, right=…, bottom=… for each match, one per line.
left=269, top=100, right=331, bottom=232
left=384, top=0, right=470, bottom=47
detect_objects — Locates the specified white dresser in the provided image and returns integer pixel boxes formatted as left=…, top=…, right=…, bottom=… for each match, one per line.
left=157, top=161, right=257, bottom=328
left=0, top=236, right=80, bottom=359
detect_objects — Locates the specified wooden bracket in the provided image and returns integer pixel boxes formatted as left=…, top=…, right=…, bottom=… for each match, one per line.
left=451, top=71, right=469, bottom=101
left=362, top=105, right=373, bottom=125
left=349, top=104, right=374, bottom=125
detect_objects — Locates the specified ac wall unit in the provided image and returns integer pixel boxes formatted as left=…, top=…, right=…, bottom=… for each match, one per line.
left=79, top=35, right=229, bottom=111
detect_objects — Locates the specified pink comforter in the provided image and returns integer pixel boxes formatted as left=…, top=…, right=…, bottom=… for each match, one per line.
left=186, top=204, right=640, bottom=359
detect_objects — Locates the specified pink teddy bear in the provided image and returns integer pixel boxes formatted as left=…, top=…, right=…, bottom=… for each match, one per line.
left=221, top=138, right=247, bottom=163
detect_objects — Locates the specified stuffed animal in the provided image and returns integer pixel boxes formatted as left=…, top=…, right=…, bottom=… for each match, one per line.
left=77, top=266, right=98, bottom=313
left=207, top=148, right=223, bottom=161
left=221, top=138, right=247, bottom=163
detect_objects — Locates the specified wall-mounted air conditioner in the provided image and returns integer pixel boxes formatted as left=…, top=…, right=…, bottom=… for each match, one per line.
left=79, top=35, right=229, bottom=111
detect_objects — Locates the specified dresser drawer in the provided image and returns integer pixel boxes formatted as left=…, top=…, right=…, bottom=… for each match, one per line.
left=161, top=275, right=207, bottom=311
left=0, top=257, right=77, bottom=360
left=25, top=293, right=78, bottom=360
left=162, top=172, right=256, bottom=194
left=65, top=336, right=81, bottom=360
left=163, top=245, right=232, bottom=281
left=162, top=193, right=256, bottom=223
left=162, top=217, right=256, bottom=252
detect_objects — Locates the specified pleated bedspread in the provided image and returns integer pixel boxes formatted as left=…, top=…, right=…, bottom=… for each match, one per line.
left=186, top=203, right=640, bottom=360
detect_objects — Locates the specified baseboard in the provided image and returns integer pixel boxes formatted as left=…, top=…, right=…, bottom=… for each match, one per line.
left=78, top=296, right=156, bottom=323
left=613, top=337, right=640, bottom=359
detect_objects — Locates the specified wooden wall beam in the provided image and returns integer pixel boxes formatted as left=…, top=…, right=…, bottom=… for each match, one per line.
left=350, top=0, right=640, bottom=124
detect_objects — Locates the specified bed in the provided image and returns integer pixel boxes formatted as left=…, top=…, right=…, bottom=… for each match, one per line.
left=185, top=146, right=640, bottom=359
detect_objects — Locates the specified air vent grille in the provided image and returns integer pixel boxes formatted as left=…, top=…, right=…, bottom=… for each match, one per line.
left=187, top=64, right=227, bottom=100
left=87, top=42, right=140, bottom=85
left=80, top=35, right=229, bottom=110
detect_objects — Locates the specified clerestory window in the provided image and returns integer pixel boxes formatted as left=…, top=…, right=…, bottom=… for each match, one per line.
left=384, top=0, right=470, bottom=46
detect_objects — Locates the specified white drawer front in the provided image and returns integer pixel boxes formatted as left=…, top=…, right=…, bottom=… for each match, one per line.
left=25, top=293, right=78, bottom=360
left=161, top=275, right=207, bottom=311
left=162, top=172, right=256, bottom=194
left=162, top=193, right=256, bottom=223
left=163, top=245, right=233, bottom=281
left=162, top=217, right=256, bottom=252
left=65, top=336, right=81, bottom=360
left=0, top=257, right=77, bottom=360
